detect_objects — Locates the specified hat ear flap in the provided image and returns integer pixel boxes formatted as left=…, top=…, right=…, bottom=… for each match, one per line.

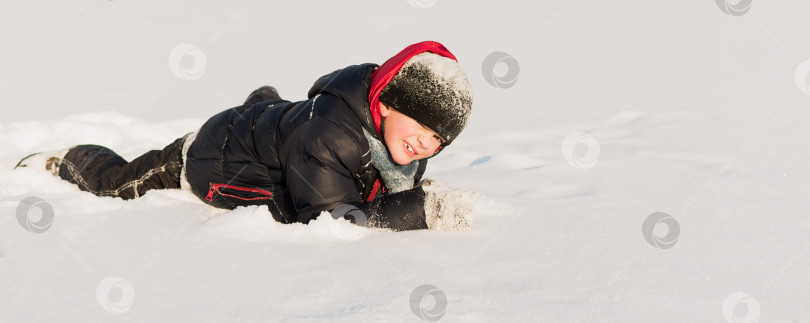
left=379, top=103, right=391, bottom=117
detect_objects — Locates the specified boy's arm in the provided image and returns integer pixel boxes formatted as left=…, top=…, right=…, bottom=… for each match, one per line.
left=283, top=119, right=364, bottom=222
left=354, top=158, right=431, bottom=231
left=351, top=182, right=475, bottom=232
left=356, top=186, right=428, bottom=231
left=283, top=119, right=428, bottom=230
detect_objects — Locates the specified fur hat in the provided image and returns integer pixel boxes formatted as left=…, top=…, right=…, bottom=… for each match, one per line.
left=379, top=52, right=473, bottom=146
left=370, top=41, right=473, bottom=147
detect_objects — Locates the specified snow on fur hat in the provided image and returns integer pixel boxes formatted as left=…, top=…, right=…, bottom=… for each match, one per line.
left=370, top=41, right=473, bottom=147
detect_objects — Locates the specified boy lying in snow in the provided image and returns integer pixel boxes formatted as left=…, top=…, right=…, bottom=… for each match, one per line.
left=15, top=41, right=474, bottom=231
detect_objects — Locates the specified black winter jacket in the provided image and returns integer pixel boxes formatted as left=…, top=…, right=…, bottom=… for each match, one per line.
left=185, top=64, right=429, bottom=230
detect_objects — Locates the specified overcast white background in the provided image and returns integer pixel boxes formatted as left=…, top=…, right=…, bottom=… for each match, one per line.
left=2, top=0, right=810, bottom=322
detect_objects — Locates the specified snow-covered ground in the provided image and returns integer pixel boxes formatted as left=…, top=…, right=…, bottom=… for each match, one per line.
left=3, top=0, right=810, bottom=322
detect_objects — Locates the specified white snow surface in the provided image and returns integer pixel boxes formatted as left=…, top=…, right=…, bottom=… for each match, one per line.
left=3, top=1, right=810, bottom=322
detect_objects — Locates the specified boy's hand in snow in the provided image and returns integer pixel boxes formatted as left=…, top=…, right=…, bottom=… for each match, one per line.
left=419, top=178, right=475, bottom=231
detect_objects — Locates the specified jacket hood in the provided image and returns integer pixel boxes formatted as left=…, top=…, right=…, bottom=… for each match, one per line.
left=307, top=63, right=381, bottom=139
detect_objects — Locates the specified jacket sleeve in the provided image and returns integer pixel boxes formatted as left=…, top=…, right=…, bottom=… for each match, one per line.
left=357, top=186, right=428, bottom=231
left=282, top=119, right=365, bottom=223
left=282, top=119, right=429, bottom=230
left=354, top=159, right=429, bottom=231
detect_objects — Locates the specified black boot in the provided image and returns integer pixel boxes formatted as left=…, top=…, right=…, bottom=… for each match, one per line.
left=14, top=148, right=71, bottom=176
left=243, top=86, right=282, bottom=106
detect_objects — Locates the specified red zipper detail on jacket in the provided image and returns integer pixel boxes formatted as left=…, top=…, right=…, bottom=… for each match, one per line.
left=206, top=183, right=273, bottom=201
left=366, top=178, right=381, bottom=202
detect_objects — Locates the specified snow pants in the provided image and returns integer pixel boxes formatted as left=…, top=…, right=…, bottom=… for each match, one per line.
left=56, top=86, right=281, bottom=200
left=57, top=135, right=188, bottom=200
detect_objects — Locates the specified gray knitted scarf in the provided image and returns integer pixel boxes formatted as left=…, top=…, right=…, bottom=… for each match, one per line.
left=362, top=127, right=418, bottom=194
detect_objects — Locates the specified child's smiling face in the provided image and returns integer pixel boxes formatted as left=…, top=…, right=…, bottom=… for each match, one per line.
left=380, top=103, right=445, bottom=165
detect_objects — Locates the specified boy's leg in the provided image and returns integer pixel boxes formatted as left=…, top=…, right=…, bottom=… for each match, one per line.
left=58, top=137, right=186, bottom=200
